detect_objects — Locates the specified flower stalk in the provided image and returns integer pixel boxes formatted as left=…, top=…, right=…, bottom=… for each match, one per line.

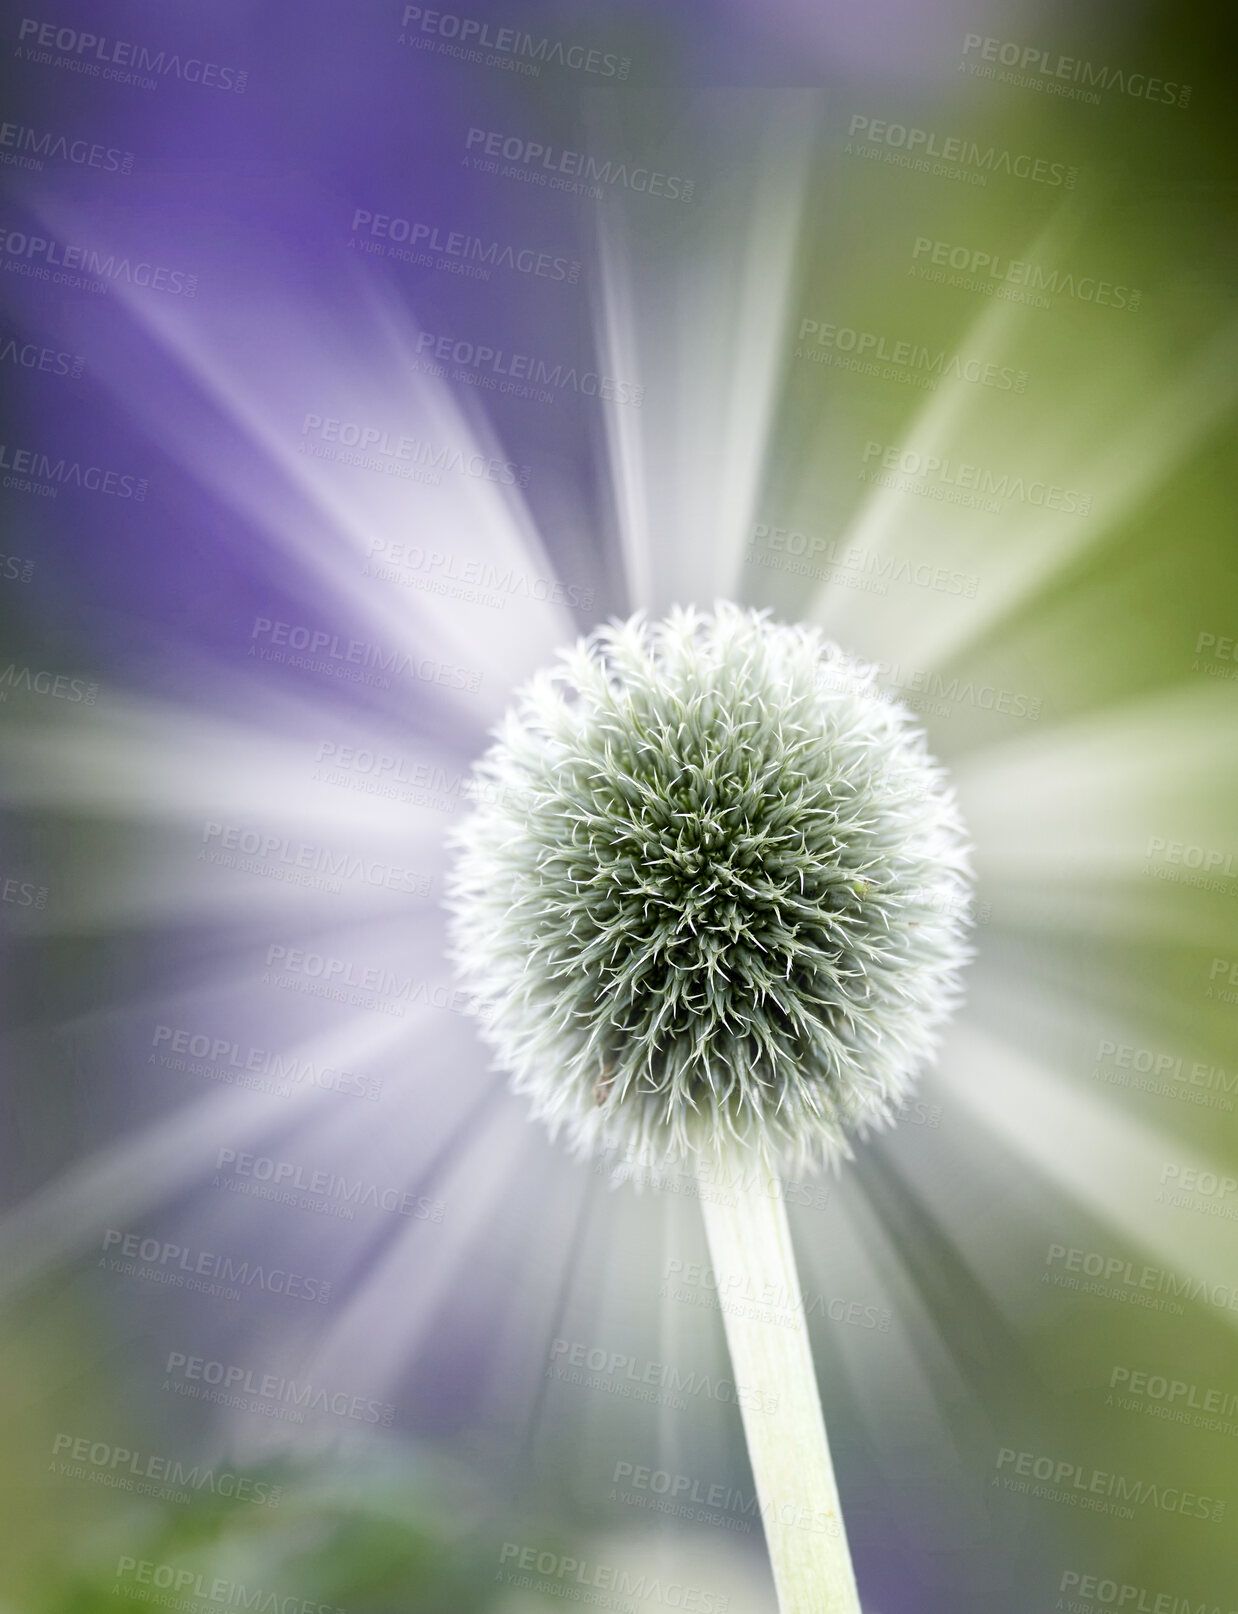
left=699, top=1155, right=861, bottom=1614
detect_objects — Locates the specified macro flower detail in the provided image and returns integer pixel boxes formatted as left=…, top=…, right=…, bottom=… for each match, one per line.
left=448, top=602, right=972, bottom=1174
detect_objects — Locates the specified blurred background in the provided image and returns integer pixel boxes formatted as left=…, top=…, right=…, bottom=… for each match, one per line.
left=1, top=1, right=1236, bottom=1610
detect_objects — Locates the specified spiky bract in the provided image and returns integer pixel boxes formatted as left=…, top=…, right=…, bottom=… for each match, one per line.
left=446, top=603, right=971, bottom=1175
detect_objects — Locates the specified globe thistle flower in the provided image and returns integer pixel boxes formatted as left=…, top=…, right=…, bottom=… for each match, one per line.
left=447, top=601, right=972, bottom=1177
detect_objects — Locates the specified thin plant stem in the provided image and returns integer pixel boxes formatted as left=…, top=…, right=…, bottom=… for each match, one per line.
left=698, top=1154, right=862, bottom=1614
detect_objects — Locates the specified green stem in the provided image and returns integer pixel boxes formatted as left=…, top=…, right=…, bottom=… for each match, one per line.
left=697, top=1155, right=862, bottom=1614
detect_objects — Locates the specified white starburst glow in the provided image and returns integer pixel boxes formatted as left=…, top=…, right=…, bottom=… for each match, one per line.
left=0, top=100, right=1229, bottom=1508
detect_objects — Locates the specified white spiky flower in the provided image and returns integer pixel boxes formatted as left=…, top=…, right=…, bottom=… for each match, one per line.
left=446, top=602, right=972, bottom=1175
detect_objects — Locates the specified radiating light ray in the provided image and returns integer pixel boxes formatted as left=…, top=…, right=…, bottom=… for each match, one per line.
left=797, top=1181, right=995, bottom=1553
left=962, top=941, right=1230, bottom=1145
left=592, top=209, right=651, bottom=611
left=939, top=1020, right=1238, bottom=1315
left=24, top=855, right=441, bottom=943
left=11, top=957, right=481, bottom=1154
left=0, top=1014, right=411, bottom=1294
left=848, top=1006, right=1230, bottom=1381
left=590, top=97, right=817, bottom=614
left=0, top=689, right=466, bottom=829
left=682, top=99, right=815, bottom=607
left=914, top=318, right=1238, bottom=673
left=290, top=1098, right=532, bottom=1422
left=938, top=682, right=1238, bottom=950
left=800, top=208, right=1078, bottom=646
left=797, top=201, right=1238, bottom=678
left=804, top=215, right=1072, bottom=622
left=0, top=696, right=466, bottom=932
left=357, top=271, right=593, bottom=689
left=503, top=1167, right=601, bottom=1469
left=954, top=680, right=1238, bottom=877
left=846, top=1034, right=1064, bottom=1337
left=34, top=202, right=576, bottom=718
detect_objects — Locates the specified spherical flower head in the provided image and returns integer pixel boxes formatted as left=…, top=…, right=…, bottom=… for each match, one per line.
left=447, top=603, right=972, bottom=1177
